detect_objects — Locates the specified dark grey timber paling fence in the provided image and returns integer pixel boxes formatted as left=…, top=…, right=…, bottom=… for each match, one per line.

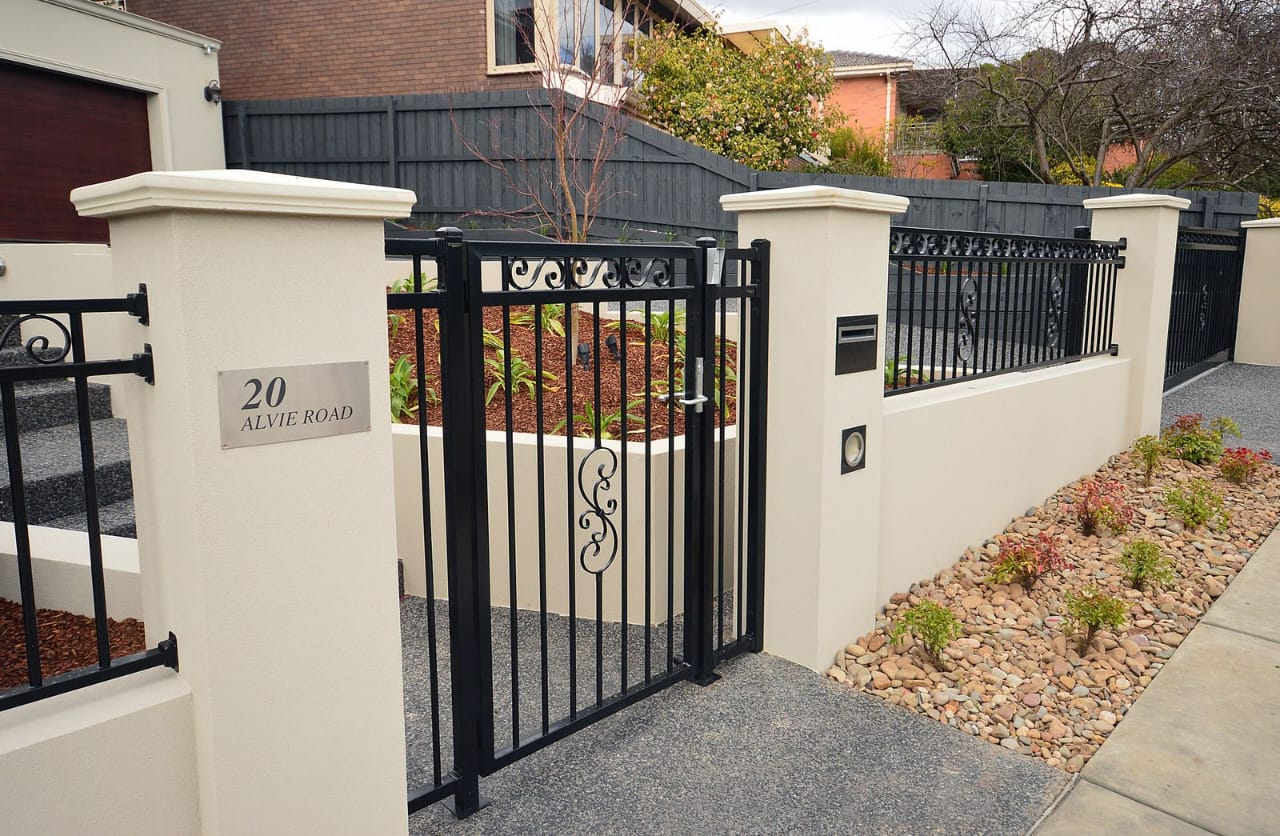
left=389, top=230, right=769, bottom=818
left=224, top=91, right=1259, bottom=242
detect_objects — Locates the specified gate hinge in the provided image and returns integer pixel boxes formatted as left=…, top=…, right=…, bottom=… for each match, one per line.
left=133, top=343, right=155, bottom=385
left=157, top=631, right=179, bottom=672
left=1109, top=343, right=1120, bottom=356
left=127, top=283, right=150, bottom=325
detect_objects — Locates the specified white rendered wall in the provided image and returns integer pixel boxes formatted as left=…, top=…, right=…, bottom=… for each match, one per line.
left=0, top=668, right=199, bottom=836
left=393, top=426, right=740, bottom=624
left=1235, top=219, right=1280, bottom=366
left=0, top=524, right=142, bottom=620
left=878, top=356, right=1132, bottom=603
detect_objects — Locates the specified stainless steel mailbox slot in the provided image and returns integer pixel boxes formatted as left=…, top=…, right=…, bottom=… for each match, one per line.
left=834, top=314, right=878, bottom=375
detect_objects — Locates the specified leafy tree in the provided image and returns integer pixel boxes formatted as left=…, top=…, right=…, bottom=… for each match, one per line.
left=910, top=0, right=1280, bottom=189
left=633, top=23, right=842, bottom=170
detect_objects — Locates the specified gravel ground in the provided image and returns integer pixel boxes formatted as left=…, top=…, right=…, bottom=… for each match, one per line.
left=407, top=650, right=1068, bottom=835
left=1161, top=363, right=1280, bottom=455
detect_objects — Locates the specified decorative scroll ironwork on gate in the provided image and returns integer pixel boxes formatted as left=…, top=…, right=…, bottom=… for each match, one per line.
left=885, top=227, right=1125, bottom=393
left=0, top=289, right=176, bottom=713
left=387, top=231, right=769, bottom=817
left=1164, top=227, right=1244, bottom=390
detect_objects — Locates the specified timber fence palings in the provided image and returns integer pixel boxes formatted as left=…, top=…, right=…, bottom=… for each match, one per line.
left=224, top=90, right=1258, bottom=242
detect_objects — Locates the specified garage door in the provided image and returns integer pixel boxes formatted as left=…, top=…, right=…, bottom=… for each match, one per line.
left=0, top=60, right=152, bottom=243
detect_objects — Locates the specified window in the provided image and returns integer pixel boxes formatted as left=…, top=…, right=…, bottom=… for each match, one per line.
left=494, top=0, right=536, bottom=67
left=557, top=0, right=653, bottom=84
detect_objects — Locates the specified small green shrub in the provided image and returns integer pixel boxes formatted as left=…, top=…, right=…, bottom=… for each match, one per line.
left=389, top=274, right=438, bottom=293
left=1064, top=587, right=1128, bottom=654
left=386, top=353, right=437, bottom=419
left=1073, top=479, right=1134, bottom=536
left=553, top=399, right=645, bottom=440
left=1219, top=447, right=1273, bottom=485
left=510, top=303, right=566, bottom=338
left=648, top=308, right=686, bottom=344
left=888, top=599, right=963, bottom=670
left=1132, top=435, right=1165, bottom=486
left=1165, top=478, right=1230, bottom=530
left=484, top=349, right=558, bottom=406
left=387, top=312, right=406, bottom=342
left=884, top=356, right=925, bottom=388
left=1118, top=540, right=1176, bottom=591
left=1161, top=413, right=1241, bottom=464
left=987, top=534, right=1072, bottom=591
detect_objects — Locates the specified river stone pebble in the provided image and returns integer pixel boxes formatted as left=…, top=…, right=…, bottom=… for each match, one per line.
left=823, top=449, right=1280, bottom=774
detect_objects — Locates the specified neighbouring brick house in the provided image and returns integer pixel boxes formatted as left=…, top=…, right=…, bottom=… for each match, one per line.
left=826, top=50, right=913, bottom=147
left=124, top=0, right=715, bottom=101
left=824, top=51, right=981, bottom=181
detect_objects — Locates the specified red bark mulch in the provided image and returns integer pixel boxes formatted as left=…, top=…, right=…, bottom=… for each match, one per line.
left=0, top=598, right=145, bottom=691
left=388, top=306, right=739, bottom=440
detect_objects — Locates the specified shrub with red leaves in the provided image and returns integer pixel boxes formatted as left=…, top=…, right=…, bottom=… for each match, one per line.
left=1073, top=479, right=1135, bottom=536
left=1219, top=447, right=1273, bottom=485
left=987, top=533, right=1074, bottom=591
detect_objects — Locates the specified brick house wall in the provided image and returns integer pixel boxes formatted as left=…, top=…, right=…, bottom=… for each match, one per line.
left=126, top=0, right=539, bottom=100
left=829, top=74, right=895, bottom=141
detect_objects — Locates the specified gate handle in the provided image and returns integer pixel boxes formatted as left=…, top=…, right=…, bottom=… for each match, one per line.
left=657, top=358, right=708, bottom=413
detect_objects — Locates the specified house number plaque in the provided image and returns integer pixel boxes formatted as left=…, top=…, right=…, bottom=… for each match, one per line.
left=217, top=361, right=371, bottom=449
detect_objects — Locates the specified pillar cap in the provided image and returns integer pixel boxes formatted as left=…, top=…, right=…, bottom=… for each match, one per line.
left=1241, top=218, right=1280, bottom=229
left=722, top=185, right=909, bottom=215
left=72, top=170, right=417, bottom=220
left=1082, top=193, right=1191, bottom=211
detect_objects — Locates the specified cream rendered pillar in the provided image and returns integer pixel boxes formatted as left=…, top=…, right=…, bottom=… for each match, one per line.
left=1083, top=194, right=1190, bottom=438
left=722, top=186, right=908, bottom=673
left=1235, top=219, right=1280, bottom=366
left=71, top=171, right=415, bottom=835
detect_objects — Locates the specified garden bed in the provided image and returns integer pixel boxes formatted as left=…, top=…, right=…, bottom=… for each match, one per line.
left=387, top=306, right=737, bottom=440
left=0, top=598, right=144, bottom=690
left=827, top=424, right=1280, bottom=773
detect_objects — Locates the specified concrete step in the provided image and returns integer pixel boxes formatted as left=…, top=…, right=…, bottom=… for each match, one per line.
left=0, top=344, right=68, bottom=368
left=45, top=497, right=136, bottom=539
left=0, top=418, right=133, bottom=525
left=0, top=379, right=115, bottom=433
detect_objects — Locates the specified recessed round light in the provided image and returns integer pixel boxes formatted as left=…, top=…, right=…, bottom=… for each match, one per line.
left=843, top=428, right=865, bottom=470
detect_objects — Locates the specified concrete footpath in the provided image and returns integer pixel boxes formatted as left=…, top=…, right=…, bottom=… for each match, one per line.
left=1035, top=530, right=1280, bottom=835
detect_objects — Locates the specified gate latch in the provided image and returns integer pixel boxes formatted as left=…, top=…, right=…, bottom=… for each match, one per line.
left=658, top=357, right=708, bottom=413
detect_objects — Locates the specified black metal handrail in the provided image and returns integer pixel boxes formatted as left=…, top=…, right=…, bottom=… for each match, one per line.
left=886, top=226, right=1125, bottom=394
left=0, top=287, right=175, bottom=713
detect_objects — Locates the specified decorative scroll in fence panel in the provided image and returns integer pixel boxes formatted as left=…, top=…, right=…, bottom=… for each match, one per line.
left=885, top=227, right=1125, bottom=394
left=387, top=233, right=769, bottom=818
left=1164, top=228, right=1244, bottom=390
left=0, top=290, right=176, bottom=713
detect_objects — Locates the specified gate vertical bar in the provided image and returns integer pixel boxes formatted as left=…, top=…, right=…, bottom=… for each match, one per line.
left=685, top=239, right=717, bottom=685
left=744, top=239, right=770, bottom=651
left=436, top=228, right=485, bottom=817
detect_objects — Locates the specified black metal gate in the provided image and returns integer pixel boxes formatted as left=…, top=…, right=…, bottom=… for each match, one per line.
left=387, top=230, right=770, bottom=817
left=1164, top=228, right=1245, bottom=389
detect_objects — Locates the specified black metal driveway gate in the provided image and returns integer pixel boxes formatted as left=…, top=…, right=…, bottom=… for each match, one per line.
left=1164, top=227, right=1245, bottom=390
left=387, top=231, right=770, bottom=817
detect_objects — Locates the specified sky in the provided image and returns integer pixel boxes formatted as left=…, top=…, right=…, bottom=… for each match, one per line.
left=712, top=0, right=1009, bottom=61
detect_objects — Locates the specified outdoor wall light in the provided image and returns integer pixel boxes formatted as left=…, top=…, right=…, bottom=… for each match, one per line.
left=204, top=80, right=222, bottom=104
left=841, top=425, right=867, bottom=474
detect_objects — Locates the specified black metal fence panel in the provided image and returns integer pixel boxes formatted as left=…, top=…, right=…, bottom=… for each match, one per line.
left=0, top=291, right=176, bottom=713
left=1164, top=228, right=1245, bottom=389
left=885, top=227, right=1124, bottom=394
left=389, top=231, right=769, bottom=818
left=224, top=91, right=1258, bottom=243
